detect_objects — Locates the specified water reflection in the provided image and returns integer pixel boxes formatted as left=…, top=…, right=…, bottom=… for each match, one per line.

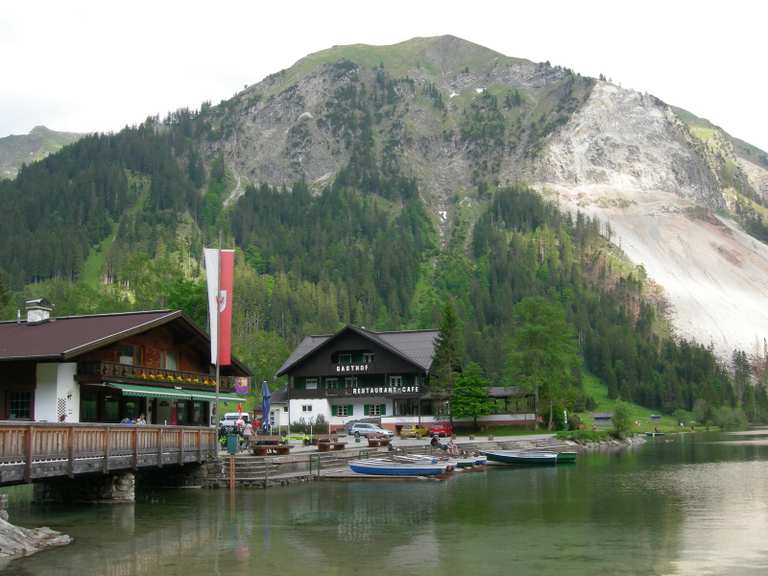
left=2, top=433, right=768, bottom=575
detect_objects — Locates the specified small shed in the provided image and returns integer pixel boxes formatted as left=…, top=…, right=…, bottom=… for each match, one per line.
left=592, top=412, right=613, bottom=427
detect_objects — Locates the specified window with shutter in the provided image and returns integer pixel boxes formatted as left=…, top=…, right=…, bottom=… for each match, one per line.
left=331, top=405, right=338, bottom=416
left=379, top=404, right=386, bottom=416
left=364, top=405, right=370, bottom=416
left=346, top=404, right=354, bottom=416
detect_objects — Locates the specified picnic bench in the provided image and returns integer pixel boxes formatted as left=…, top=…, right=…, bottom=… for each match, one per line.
left=316, top=434, right=347, bottom=452
left=367, top=435, right=390, bottom=448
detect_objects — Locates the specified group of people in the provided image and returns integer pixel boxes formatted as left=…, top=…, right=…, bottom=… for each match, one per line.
left=119, top=414, right=147, bottom=425
left=218, top=417, right=255, bottom=451
left=430, top=434, right=461, bottom=456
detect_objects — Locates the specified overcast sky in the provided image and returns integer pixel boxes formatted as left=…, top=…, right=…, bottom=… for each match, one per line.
left=2, top=0, right=766, bottom=151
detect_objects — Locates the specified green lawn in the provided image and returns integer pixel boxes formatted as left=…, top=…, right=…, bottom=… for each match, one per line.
left=576, top=372, right=684, bottom=433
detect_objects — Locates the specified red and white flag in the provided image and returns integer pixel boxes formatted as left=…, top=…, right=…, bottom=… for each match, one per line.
left=204, top=248, right=235, bottom=366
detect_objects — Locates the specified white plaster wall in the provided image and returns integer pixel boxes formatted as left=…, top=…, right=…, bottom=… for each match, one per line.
left=268, top=403, right=289, bottom=429
left=288, top=398, right=330, bottom=427
left=57, top=363, right=79, bottom=422
left=328, top=397, right=394, bottom=426
left=34, top=364, right=58, bottom=422
left=34, top=363, right=79, bottom=422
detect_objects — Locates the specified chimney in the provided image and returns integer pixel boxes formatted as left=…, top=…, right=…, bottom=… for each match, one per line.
left=25, top=298, right=54, bottom=324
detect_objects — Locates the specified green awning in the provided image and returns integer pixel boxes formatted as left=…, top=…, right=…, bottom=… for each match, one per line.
left=108, top=383, right=245, bottom=402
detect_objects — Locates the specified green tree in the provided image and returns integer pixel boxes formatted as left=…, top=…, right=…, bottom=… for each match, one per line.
left=505, top=296, right=581, bottom=430
left=166, top=277, right=207, bottom=328
left=451, top=362, right=493, bottom=429
left=612, top=401, right=632, bottom=438
left=431, top=301, right=463, bottom=417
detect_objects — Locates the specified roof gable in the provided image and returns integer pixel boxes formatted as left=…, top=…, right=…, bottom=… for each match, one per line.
left=276, top=325, right=437, bottom=376
left=0, top=310, right=251, bottom=376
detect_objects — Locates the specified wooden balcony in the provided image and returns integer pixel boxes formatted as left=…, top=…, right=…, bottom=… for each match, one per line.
left=0, top=422, right=218, bottom=485
left=77, top=361, right=247, bottom=393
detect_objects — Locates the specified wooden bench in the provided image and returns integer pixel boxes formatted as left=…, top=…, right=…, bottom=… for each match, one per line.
left=317, top=434, right=346, bottom=452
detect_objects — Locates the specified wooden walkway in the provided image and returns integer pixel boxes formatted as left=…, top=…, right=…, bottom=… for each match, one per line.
left=0, top=422, right=217, bottom=485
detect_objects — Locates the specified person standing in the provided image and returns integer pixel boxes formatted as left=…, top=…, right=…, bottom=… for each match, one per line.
left=243, top=421, right=254, bottom=450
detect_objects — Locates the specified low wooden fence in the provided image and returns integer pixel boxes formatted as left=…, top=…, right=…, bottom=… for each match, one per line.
left=0, top=422, right=218, bottom=484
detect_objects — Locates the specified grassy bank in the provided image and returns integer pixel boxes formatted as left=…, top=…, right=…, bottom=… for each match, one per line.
left=575, top=373, right=685, bottom=434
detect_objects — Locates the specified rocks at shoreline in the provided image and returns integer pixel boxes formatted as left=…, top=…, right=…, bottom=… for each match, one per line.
left=0, top=516, right=72, bottom=564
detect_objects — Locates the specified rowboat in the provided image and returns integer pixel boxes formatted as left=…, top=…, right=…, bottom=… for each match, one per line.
left=645, top=432, right=665, bottom=437
left=481, top=450, right=558, bottom=465
left=349, top=458, right=449, bottom=476
left=556, top=451, right=578, bottom=463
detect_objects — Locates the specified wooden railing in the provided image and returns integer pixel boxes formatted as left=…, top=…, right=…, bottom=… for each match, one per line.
left=78, top=361, right=247, bottom=392
left=0, top=423, right=218, bottom=483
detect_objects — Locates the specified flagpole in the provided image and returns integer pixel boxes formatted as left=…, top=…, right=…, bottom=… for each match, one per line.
left=214, top=233, right=222, bottom=428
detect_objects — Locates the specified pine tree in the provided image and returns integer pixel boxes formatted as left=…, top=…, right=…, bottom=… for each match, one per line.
left=431, top=301, right=463, bottom=419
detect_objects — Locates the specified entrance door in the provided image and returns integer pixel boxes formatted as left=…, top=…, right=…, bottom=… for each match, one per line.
left=156, top=400, right=172, bottom=425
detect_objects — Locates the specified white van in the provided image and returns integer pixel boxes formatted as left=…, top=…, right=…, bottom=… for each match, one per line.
left=219, top=412, right=251, bottom=432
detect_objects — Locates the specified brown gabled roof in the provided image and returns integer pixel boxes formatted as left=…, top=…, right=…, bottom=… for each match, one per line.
left=275, top=325, right=438, bottom=377
left=0, top=310, right=251, bottom=376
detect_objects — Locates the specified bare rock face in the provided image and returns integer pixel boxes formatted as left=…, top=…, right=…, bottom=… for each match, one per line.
left=536, top=82, right=768, bottom=357
left=537, top=82, right=722, bottom=208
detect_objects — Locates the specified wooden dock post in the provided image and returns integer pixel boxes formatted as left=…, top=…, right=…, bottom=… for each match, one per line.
left=228, top=455, right=235, bottom=491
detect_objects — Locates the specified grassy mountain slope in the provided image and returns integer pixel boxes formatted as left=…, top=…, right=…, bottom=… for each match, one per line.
left=0, top=125, right=82, bottom=179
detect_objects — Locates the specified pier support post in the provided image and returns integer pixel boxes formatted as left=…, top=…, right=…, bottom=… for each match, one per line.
left=33, top=471, right=135, bottom=503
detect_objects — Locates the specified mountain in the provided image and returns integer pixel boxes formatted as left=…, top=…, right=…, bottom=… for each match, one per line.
left=0, top=126, right=82, bottom=179
left=0, top=35, right=767, bottom=417
left=195, top=35, right=768, bottom=357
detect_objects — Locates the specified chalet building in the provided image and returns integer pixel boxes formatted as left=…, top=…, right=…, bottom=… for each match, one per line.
left=0, top=299, right=250, bottom=425
left=277, top=325, right=535, bottom=431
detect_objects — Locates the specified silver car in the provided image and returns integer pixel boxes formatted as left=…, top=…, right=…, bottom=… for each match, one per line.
left=348, top=422, right=394, bottom=438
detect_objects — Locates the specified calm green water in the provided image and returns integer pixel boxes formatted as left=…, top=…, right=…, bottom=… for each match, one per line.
left=4, top=431, right=768, bottom=576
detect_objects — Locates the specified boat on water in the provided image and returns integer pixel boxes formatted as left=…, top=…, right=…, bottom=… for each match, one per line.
left=645, top=432, right=665, bottom=437
left=556, top=451, right=578, bottom=463
left=448, top=455, right=487, bottom=469
left=349, top=458, right=449, bottom=476
left=481, top=450, right=558, bottom=465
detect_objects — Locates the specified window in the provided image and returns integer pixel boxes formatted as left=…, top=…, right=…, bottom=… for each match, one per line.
left=363, top=352, right=374, bottom=364
left=345, top=376, right=357, bottom=388
left=331, top=404, right=354, bottom=417
left=7, top=391, right=32, bottom=420
left=325, top=378, right=339, bottom=391
left=302, top=404, right=313, bottom=412
left=283, top=406, right=288, bottom=413
left=118, top=345, right=142, bottom=366
left=364, top=404, right=386, bottom=417
left=338, top=353, right=352, bottom=365
left=162, top=351, right=177, bottom=371
left=305, top=378, right=318, bottom=390
left=389, top=375, right=403, bottom=387
left=104, top=395, right=120, bottom=422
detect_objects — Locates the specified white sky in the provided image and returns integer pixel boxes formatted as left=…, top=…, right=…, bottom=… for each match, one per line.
left=2, top=0, right=766, bottom=151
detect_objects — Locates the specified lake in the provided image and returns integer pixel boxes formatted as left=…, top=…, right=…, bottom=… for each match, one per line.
left=3, top=431, right=768, bottom=576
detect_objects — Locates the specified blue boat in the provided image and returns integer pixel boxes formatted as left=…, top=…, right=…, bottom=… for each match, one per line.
left=349, top=458, right=448, bottom=476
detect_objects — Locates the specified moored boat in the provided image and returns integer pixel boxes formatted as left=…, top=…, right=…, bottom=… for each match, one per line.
left=645, top=432, right=665, bottom=437
left=556, top=451, right=578, bottom=463
left=349, top=458, right=449, bottom=476
left=481, top=450, right=558, bottom=465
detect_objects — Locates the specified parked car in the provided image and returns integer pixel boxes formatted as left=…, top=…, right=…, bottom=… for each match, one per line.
left=399, top=424, right=428, bottom=438
left=429, top=422, right=453, bottom=437
left=348, top=422, right=394, bottom=438
left=344, top=418, right=380, bottom=435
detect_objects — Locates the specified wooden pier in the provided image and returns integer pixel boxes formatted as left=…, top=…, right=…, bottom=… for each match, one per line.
left=0, top=422, right=218, bottom=486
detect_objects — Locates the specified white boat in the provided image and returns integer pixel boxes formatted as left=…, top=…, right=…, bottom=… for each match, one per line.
left=349, top=458, right=449, bottom=476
